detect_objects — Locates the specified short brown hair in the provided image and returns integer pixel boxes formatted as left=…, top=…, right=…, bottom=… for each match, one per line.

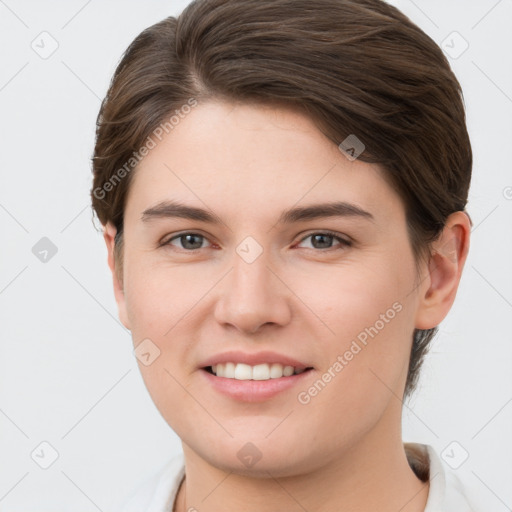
left=91, top=0, right=472, bottom=399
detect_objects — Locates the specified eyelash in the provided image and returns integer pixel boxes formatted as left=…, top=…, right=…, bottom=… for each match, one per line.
left=160, top=230, right=352, bottom=252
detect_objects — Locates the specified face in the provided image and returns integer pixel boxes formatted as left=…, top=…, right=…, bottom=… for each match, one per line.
left=109, top=100, right=430, bottom=476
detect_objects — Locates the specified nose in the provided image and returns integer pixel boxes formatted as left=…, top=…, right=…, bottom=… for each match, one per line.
left=213, top=247, right=292, bottom=335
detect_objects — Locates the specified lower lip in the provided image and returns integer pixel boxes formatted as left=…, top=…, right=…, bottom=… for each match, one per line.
left=200, top=368, right=313, bottom=402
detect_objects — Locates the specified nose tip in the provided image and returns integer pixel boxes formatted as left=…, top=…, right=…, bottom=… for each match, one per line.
left=213, top=257, right=292, bottom=335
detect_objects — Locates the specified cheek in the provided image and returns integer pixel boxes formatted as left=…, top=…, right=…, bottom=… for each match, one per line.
left=122, top=258, right=212, bottom=399
left=293, top=300, right=413, bottom=451
left=123, top=255, right=207, bottom=337
left=292, top=254, right=412, bottom=342
left=294, top=254, right=415, bottom=399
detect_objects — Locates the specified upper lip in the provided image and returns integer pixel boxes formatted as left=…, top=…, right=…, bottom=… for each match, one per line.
left=200, top=350, right=312, bottom=369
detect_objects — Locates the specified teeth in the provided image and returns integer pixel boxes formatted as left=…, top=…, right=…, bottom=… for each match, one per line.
left=283, top=365, right=294, bottom=377
left=225, top=362, right=236, bottom=378
left=269, top=363, right=285, bottom=379
left=210, top=362, right=306, bottom=380
left=252, top=363, right=270, bottom=380
left=234, top=363, right=252, bottom=380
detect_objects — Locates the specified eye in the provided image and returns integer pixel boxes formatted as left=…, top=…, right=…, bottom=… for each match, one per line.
left=162, top=232, right=212, bottom=251
left=160, top=230, right=351, bottom=252
left=295, top=231, right=352, bottom=250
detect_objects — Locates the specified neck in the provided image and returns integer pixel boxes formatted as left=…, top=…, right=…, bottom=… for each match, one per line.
left=175, top=404, right=429, bottom=512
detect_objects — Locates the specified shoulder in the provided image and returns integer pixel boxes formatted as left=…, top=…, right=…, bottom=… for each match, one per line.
left=117, top=452, right=185, bottom=512
left=406, top=442, right=482, bottom=512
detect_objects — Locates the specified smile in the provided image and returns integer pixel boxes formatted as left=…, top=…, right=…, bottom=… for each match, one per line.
left=207, top=362, right=310, bottom=380
left=199, top=350, right=314, bottom=401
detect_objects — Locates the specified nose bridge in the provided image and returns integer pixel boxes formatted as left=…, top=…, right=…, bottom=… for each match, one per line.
left=214, top=236, right=291, bottom=333
left=232, top=244, right=273, bottom=297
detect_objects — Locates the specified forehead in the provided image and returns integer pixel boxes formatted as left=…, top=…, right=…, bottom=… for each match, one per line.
left=124, top=100, right=405, bottom=227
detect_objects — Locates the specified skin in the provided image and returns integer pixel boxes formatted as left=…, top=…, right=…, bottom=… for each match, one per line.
left=103, top=100, right=470, bottom=512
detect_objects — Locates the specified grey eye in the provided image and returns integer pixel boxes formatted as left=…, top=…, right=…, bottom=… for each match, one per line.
left=297, top=232, right=350, bottom=250
left=168, top=233, right=209, bottom=250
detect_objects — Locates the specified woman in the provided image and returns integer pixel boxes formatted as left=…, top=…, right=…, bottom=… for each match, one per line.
left=91, top=0, right=477, bottom=510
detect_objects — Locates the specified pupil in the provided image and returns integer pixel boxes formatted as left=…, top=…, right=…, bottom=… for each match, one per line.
left=183, top=234, right=202, bottom=249
left=313, top=234, right=332, bottom=249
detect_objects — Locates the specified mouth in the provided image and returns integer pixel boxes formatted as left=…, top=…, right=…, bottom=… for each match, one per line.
left=203, top=362, right=313, bottom=380
left=199, top=355, right=315, bottom=402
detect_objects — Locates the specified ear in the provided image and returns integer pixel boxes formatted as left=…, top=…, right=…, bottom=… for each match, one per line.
left=414, top=211, right=471, bottom=330
left=103, top=222, right=131, bottom=330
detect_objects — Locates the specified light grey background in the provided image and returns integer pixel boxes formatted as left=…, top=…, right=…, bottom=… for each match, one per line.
left=0, top=0, right=511, bottom=510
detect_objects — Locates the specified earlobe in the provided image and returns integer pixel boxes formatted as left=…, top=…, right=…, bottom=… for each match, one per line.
left=414, top=211, right=471, bottom=330
left=103, top=222, right=131, bottom=330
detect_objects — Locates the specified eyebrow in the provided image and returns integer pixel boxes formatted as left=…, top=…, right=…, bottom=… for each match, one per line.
left=141, top=200, right=375, bottom=225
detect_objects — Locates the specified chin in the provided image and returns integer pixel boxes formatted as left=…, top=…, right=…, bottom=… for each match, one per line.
left=189, top=436, right=318, bottom=478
